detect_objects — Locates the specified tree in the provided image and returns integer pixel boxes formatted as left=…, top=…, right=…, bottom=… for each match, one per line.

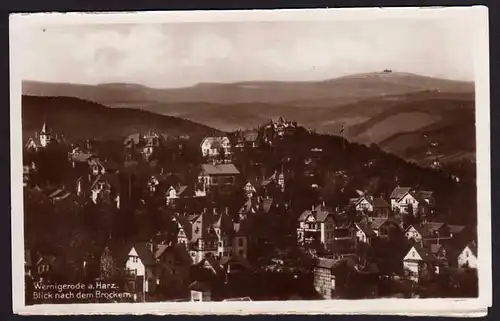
left=100, top=246, right=117, bottom=280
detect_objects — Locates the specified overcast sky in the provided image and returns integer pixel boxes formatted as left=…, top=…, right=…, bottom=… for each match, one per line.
left=18, top=18, right=474, bottom=88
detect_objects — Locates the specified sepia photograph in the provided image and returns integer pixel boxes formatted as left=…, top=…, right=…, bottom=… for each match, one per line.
left=10, top=7, right=491, bottom=316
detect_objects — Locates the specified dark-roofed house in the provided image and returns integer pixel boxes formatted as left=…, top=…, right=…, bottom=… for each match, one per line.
left=154, top=243, right=192, bottom=298
left=403, top=244, right=437, bottom=282
left=197, top=163, right=240, bottom=196
left=405, top=224, right=434, bottom=243
left=35, top=254, right=62, bottom=282
left=297, top=204, right=335, bottom=248
left=313, top=258, right=341, bottom=299
left=189, top=281, right=212, bottom=302
left=297, top=204, right=356, bottom=253
left=390, top=187, right=434, bottom=217
left=125, top=243, right=158, bottom=300
left=353, top=195, right=390, bottom=217
left=234, top=130, right=259, bottom=149
left=166, top=185, right=194, bottom=205
left=90, top=174, right=121, bottom=208
left=355, top=222, right=377, bottom=245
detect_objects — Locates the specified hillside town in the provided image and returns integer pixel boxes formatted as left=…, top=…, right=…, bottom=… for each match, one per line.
left=23, top=117, right=478, bottom=304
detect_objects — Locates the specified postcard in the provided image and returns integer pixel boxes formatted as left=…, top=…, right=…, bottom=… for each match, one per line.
left=10, top=6, right=491, bottom=316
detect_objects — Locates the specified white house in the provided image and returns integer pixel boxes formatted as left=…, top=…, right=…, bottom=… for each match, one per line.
left=200, top=136, right=232, bottom=158
left=355, top=222, right=377, bottom=245
left=390, top=187, right=433, bottom=216
left=165, top=185, right=193, bottom=205
left=125, top=244, right=158, bottom=296
left=403, top=245, right=437, bottom=282
left=297, top=205, right=337, bottom=248
left=457, top=243, right=478, bottom=269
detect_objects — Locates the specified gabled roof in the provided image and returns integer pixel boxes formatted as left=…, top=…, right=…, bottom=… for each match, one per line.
left=90, top=174, right=120, bottom=191
left=406, top=224, right=434, bottom=238
left=189, top=281, right=211, bottom=292
left=201, top=136, right=229, bottom=148
left=406, top=245, right=436, bottom=262
left=356, top=222, right=377, bottom=237
left=370, top=217, right=387, bottom=230
left=131, top=243, right=156, bottom=266
left=25, top=137, right=42, bottom=149
left=418, top=191, right=434, bottom=199
left=408, top=191, right=428, bottom=205
left=372, top=197, right=390, bottom=208
left=155, top=243, right=192, bottom=265
left=463, top=242, right=478, bottom=257
left=298, top=205, right=332, bottom=223
left=36, top=255, right=57, bottom=266
left=390, top=187, right=412, bottom=199
left=200, top=163, right=240, bottom=176
left=174, top=214, right=193, bottom=241
left=220, top=254, right=252, bottom=270
left=71, top=153, right=93, bottom=162
left=449, top=225, right=466, bottom=234
left=426, top=222, right=445, bottom=233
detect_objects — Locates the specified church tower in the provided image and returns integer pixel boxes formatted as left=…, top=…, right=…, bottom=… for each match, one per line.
left=39, top=121, right=52, bottom=147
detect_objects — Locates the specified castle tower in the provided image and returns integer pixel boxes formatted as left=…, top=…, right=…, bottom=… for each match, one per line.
left=39, top=120, right=52, bottom=147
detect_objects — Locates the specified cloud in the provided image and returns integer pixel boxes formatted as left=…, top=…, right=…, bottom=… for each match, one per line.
left=17, top=19, right=474, bottom=88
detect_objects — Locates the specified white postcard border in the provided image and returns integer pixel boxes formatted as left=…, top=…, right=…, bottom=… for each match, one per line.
left=10, top=6, right=491, bottom=316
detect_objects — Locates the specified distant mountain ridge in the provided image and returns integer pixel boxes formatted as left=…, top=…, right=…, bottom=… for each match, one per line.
left=22, top=72, right=475, bottom=165
left=22, top=72, right=473, bottom=106
left=22, top=95, right=220, bottom=142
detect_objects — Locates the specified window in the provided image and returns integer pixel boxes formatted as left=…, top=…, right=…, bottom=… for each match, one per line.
left=238, top=238, right=244, bottom=246
left=239, top=250, right=244, bottom=256
left=466, top=251, right=469, bottom=258
left=412, top=251, right=415, bottom=258
left=219, top=242, right=223, bottom=247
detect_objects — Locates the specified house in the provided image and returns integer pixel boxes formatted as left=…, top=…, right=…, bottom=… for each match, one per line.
left=174, top=212, right=220, bottom=264
left=313, top=258, right=338, bottom=299
left=25, top=121, right=63, bottom=151
left=430, top=243, right=452, bottom=273
left=165, top=185, right=194, bottom=205
left=390, top=187, right=434, bottom=217
left=124, top=130, right=167, bottom=161
left=153, top=242, right=192, bottom=297
left=47, top=186, right=72, bottom=202
left=89, top=158, right=120, bottom=176
left=243, top=181, right=258, bottom=199
left=352, top=196, right=390, bottom=217
left=197, top=163, right=240, bottom=196
left=200, top=136, right=232, bottom=159
left=404, top=224, right=432, bottom=243
left=189, top=281, right=211, bottom=302
left=403, top=245, right=437, bottom=282
left=90, top=174, right=121, bottom=208
left=234, top=130, right=259, bottom=149
left=457, top=242, right=478, bottom=269
left=174, top=208, right=249, bottom=265
left=297, top=204, right=356, bottom=253
left=35, top=255, right=60, bottom=282
left=125, top=243, right=158, bottom=300
left=297, top=205, right=335, bottom=248
left=405, top=222, right=451, bottom=244
left=355, top=222, right=377, bottom=245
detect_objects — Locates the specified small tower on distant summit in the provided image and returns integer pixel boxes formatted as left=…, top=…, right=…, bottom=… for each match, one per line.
left=39, top=120, right=52, bottom=147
